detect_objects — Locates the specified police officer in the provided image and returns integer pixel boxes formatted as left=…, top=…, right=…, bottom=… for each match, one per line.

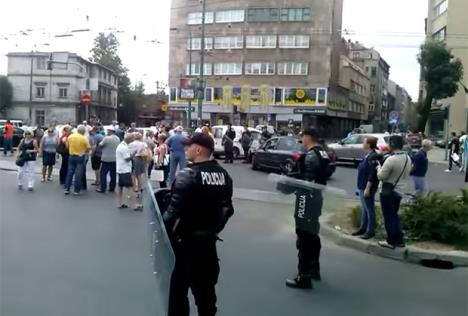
left=163, top=133, right=234, bottom=316
left=281, top=128, right=330, bottom=289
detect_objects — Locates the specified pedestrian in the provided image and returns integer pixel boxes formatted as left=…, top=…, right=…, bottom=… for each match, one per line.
left=166, top=126, right=187, bottom=184
left=459, top=132, right=467, bottom=173
left=410, top=139, right=432, bottom=197
left=116, top=133, right=141, bottom=210
left=96, top=127, right=120, bottom=193
left=377, top=135, right=412, bottom=249
left=127, top=122, right=138, bottom=134
left=145, top=130, right=157, bottom=178
left=240, top=126, right=252, bottom=163
left=64, top=125, right=91, bottom=195
left=352, top=136, right=379, bottom=239
left=3, top=120, right=14, bottom=156
left=222, top=123, right=236, bottom=164
left=90, top=126, right=104, bottom=186
left=154, top=133, right=170, bottom=188
left=445, top=132, right=461, bottom=172
left=115, top=122, right=125, bottom=141
left=39, top=127, right=59, bottom=182
left=163, top=133, right=234, bottom=316
left=277, top=128, right=330, bottom=289
left=129, top=132, right=149, bottom=193
left=57, top=125, right=72, bottom=185
left=201, top=125, right=214, bottom=139
left=16, top=130, right=39, bottom=191
left=80, top=131, right=95, bottom=192
left=261, top=126, right=271, bottom=143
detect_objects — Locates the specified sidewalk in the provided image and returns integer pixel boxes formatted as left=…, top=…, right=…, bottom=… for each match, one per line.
left=428, top=147, right=448, bottom=165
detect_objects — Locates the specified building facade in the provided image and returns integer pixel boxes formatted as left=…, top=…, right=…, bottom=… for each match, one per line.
left=348, top=42, right=390, bottom=131
left=7, top=51, right=118, bottom=126
left=424, top=0, right=468, bottom=135
left=168, top=0, right=369, bottom=138
left=388, top=80, right=412, bottom=130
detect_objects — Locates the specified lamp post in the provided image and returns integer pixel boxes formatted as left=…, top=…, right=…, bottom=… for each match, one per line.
left=197, top=0, right=207, bottom=126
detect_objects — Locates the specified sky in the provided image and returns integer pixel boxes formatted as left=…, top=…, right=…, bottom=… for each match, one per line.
left=0, top=0, right=428, bottom=98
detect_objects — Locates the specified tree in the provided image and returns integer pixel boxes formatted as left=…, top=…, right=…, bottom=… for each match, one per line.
left=117, top=82, right=145, bottom=124
left=417, top=40, right=463, bottom=131
left=90, top=33, right=136, bottom=123
left=0, top=76, right=13, bottom=116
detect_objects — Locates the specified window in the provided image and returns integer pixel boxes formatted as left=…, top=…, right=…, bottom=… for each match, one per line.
left=59, top=88, right=68, bottom=98
left=245, top=62, right=275, bottom=75
left=170, top=88, right=177, bottom=101
left=274, top=88, right=283, bottom=103
left=277, top=138, right=302, bottom=151
left=36, top=87, right=45, bottom=98
left=433, top=27, right=446, bottom=41
left=370, top=84, right=376, bottom=93
left=187, top=11, right=214, bottom=25
left=371, top=67, right=377, bottom=78
left=277, top=62, right=308, bottom=75
left=205, top=88, right=213, bottom=102
left=216, top=10, right=244, bottom=23
left=434, top=0, right=448, bottom=17
left=214, top=36, right=243, bottom=49
left=263, top=138, right=279, bottom=150
left=214, top=63, right=242, bottom=75
left=317, top=88, right=327, bottom=104
left=35, top=110, right=45, bottom=127
left=278, top=35, right=309, bottom=48
left=280, top=8, right=310, bottom=21
left=37, top=57, right=47, bottom=69
left=343, top=134, right=362, bottom=145
left=187, top=38, right=213, bottom=50
left=246, top=35, right=276, bottom=48
left=352, top=52, right=360, bottom=59
left=185, top=63, right=212, bottom=76
left=247, top=8, right=279, bottom=22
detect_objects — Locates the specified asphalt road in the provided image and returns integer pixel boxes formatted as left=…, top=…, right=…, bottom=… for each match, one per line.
left=222, top=161, right=467, bottom=198
left=1, top=170, right=467, bottom=316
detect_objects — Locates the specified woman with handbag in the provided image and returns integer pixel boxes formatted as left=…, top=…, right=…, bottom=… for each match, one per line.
left=16, top=130, right=39, bottom=191
left=57, top=125, right=72, bottom=185
left=154, top=133, right=170, bottom=188
left=377, top=135, right=412, bottom=249
left=39, top=127, right=59, bottom=182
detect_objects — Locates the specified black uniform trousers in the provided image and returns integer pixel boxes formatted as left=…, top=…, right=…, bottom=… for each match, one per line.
left=169, top=237, right=220, bottom=316
left=296, top=229, right=321, bottom=276
left=224, top=146, right=234, bottom=163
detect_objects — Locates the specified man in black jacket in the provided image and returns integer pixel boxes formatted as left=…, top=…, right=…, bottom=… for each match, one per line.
left=280, top=128, right=330, bottom=289
left=164, top=133, right=234, bottom=316
left=223, top=124, right=236, bottom=163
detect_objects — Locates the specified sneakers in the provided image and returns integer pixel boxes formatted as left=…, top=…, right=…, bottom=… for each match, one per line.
left=444, top=169, right=452, bottom=173
left=351, top=229, right=365, bottom=236
left=64, top=190, right=70, bottom=195
left=378, top=241, right=396, bottom=249
left=41, top=178, right=46, bottom=183
left=27, top=187, right=34, bottom=192
left=17, top=184, right=23, bottom=190
left=285, top=275, right=313, bottom=289
left=360, top=233, right=375, bottom=240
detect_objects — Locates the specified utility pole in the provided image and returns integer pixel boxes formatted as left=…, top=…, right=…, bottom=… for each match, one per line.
left=188, top=31, right=193, bottom=128
left=28, top=53, right=33, bottom=125
left=197, top=0, right=207, bottom=126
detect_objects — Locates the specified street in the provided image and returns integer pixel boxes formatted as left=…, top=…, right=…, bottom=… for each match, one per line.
left=1, top=169, right=467, bottom=316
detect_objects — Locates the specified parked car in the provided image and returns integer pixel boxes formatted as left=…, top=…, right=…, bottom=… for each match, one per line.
left=329, top=133, right=412, bottom=164
left=0, top=119, right=24, bottom=129
left=212, top=125, right=261, bottom=159
left=0, top=126, right=25, bottom=148
left=251, top=136, right=337, bottom=179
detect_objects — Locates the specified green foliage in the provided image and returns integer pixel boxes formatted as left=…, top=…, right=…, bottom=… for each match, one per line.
left=417, top=40, right=464, bottom=131
left=0, top=75, right=13, bottom=115
left=117, top=82, right=145, bottom=124
left=401, top=190, right=468, bottom=249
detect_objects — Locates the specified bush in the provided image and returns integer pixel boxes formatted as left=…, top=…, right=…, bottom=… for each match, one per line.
left=401, top=189, right=468, bottom=249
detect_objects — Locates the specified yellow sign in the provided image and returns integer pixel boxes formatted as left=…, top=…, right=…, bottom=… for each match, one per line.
left=161, top=103, right=168, bottom=112
left=222, top=86, right=233, bottom=109
left=240, top=85, right=251, bottom=112
left=295, top=89, right=305, bottom=99
left=260, top=84, right=270, bottom=108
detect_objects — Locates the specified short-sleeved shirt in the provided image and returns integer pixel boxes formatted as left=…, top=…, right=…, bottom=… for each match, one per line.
left=67, top=133, right=91, bottom=156
left=93, top=133, right=104, bottom=157
left=410, top=149, right=428, bottom=177
left=100, top=134, right=120, bottom=162
left=3, top=124, right=13, bottom=138
left=116, top=142, right=132, bottom=173
left=41, top=135, right=58, bottom=153
left=166, top=133, right=186, bottom=154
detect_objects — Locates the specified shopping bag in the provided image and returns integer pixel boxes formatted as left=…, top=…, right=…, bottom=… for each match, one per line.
left=152, top=169, right=164, bottom=182
left=451, top=153, right=460, bottom=162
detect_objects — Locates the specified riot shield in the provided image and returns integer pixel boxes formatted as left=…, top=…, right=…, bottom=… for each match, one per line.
left=143, top=180, right=175, bottom=316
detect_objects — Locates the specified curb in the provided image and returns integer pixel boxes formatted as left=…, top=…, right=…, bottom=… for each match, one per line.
left=320, top=213, right=468, bottom=267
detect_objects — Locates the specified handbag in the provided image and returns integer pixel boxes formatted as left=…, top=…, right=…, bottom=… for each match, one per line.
left=451, top=153, right=460, bottom=163
left=381, top=155, right=408, bottom=196
left=15, top=154, right=26, bottom=167
left=152, top=169, right=165, bottom=182
left=56, top=141, right=67, bottom=155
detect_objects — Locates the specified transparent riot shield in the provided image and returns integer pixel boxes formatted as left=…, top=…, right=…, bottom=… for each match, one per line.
left=143, top=180, right=175, bottom=316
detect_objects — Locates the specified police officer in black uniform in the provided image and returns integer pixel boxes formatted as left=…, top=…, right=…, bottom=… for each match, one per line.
left=280, top=128, right=330, bottom=289
left=163, top=133, right=234, bottom=316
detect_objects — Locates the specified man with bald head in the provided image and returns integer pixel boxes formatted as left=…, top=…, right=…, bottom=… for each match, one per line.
left=64, top=125, right=91, bottom=195
left=116, top=133, right=141, bottom=210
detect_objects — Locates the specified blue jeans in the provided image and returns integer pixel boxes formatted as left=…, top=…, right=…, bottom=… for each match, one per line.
left=358, top=190, right=376, bottom=235
left=412, top=176, right=426, bottom=197
left=168, top=152, right=187, bottom=184
left=380, top=191, right=404, bottom=246
left=3, top=137, right=13, bottom=155
left=100, top=161, right=116, bottom=192
left=65, top=155, right=85, bottom=193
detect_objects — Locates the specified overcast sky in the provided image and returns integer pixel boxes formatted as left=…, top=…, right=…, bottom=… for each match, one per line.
left=0, top=0, right=427, bottom=98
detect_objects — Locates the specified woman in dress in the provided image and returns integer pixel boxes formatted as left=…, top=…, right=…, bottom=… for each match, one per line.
left=16, top=130, right=39, bottom=191
left=39, top=127, right=59, bottom=182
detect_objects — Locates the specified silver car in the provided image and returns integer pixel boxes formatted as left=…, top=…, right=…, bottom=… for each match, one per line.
left=329, top=133, right=391, bottom=164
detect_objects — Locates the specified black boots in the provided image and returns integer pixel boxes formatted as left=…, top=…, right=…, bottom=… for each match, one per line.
left=285, top=275, right=313, bottom=289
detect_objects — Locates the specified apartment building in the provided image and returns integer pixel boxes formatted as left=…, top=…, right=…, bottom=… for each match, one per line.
left=7, top=51, right=118, bottom=126
left=168, top=0, right=369, bottom=137
left=425, top=0, right=468, bottom=134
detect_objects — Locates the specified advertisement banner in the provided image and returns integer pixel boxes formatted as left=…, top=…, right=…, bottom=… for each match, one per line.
left=284, top=88, right=317, bottom=105
left=179, top=79, right=195, bottom=101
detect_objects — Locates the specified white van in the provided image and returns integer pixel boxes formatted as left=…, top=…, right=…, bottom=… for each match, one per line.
left=212, top=125, right=261, bottom=159
left=0, top=119, right=24, bottom=128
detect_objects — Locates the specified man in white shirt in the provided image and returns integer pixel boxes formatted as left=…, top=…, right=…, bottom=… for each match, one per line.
left=116, top=133, right=141, bottom=210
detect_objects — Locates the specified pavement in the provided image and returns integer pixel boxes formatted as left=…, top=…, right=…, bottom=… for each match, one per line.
left=1, top=170, right=467, bottom=316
